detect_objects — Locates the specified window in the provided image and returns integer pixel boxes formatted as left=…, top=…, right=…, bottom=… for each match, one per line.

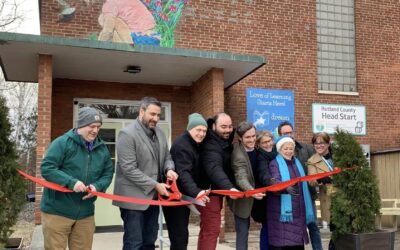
left=316, top=0, right=357, bottom=92
left=77, top=103, right=166, bottom=121
left=73, top=98, right=172, bottom=145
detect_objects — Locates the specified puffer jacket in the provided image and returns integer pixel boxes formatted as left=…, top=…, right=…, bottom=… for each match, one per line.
left=199, top=118, right=235, bottom=190
left=267, top=158, right=309, bottom=247
left=41, top=129, right=114, bottom=220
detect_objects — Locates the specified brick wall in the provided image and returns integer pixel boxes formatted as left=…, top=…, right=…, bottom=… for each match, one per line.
left=51, top=79, right=191, bottom=141
left=353, top=1, right=400, bottom=149
left=41, top=0, right=104, bottom=39
left=40, top=1, right=400, bottom=151
left=191, top=68, right=225, bottom=119
left=176, top=0, right=400, bottom=151
left=35, top=54, right=53, bottom=224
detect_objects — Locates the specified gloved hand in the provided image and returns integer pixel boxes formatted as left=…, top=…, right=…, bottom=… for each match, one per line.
left=317, top=177, right=333, bottom=185
left=286, top=186, right=299, bottom=196
left=270, top=178, right=279, bottom=185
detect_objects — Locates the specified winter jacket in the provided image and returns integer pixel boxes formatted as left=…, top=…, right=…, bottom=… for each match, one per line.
left=199, top=118, right=235, bottom=190
left=294, top=140, right=314, bottom=171
left=307, top=153, right=334, bottom=222
left=294, top=140, right=317, bottom=199
left=251, top=147, right=277, bottom=223
left=170, top=131, right=203, bottom=198
left=256, top=147, right=277, bottom=187
left=267, top=158, right=310, bottom=247
left=228, top=142, right=255, bottom=219
left=41, top=129, right=114, bottom=220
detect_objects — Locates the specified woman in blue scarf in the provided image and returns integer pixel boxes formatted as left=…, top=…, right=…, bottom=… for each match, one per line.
left=267, top=136, right=315, bottom=250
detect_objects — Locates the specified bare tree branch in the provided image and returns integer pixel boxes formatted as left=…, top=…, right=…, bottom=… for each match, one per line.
left=0, top=0, right=24, bottom=31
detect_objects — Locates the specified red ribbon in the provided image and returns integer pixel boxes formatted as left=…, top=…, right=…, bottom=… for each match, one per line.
left=17, top=168, right=342, bottom=206
left=17, top=169, right=72, bottom=193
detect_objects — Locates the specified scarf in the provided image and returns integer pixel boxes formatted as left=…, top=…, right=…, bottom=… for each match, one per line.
left=276, top=154, right=315, bottom=225
left=321, top=156, right=334, bottom=171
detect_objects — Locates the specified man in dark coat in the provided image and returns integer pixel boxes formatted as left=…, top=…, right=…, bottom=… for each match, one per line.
left=163, top=113, right=210, bottom=250
left=197, top=112, right=239, bottom=250
left=277, top=121, right=322, bottom=250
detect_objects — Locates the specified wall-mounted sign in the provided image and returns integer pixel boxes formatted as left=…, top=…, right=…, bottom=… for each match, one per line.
left=312, top=103, right=366, bottom=135
left=246, top=88, right=294, bottom=136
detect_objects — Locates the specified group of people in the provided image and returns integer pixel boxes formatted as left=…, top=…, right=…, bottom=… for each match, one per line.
left=40, top=96, right=336, bottom=250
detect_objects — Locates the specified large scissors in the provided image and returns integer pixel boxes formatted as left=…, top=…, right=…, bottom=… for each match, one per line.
left=158, top=178, right=205, bottom=215
left=158, top=178, right=182, bottom=201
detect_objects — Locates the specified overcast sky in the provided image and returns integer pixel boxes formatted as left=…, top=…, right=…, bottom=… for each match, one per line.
left=11, top=0, right=40, bottom=34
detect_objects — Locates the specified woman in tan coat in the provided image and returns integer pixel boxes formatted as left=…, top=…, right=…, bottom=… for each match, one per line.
left=306, top=132, right=334, bottom=227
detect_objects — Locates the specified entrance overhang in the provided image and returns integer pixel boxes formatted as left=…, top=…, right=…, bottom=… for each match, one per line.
left=0, top=32, right=266, bottom=88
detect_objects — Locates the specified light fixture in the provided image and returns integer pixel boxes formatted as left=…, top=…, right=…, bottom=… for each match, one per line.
left=124, top=65, right=141, bottom=74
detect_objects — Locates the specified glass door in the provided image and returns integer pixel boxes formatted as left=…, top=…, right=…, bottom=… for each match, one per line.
left=94, top=122, right=123, bottom=227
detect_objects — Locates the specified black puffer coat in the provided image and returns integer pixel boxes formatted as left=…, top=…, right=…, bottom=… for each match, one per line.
left=199, top=118, right=235, bottom=190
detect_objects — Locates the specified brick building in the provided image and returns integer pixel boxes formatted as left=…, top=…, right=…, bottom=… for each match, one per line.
left=0, top=0, right=399, bottom=237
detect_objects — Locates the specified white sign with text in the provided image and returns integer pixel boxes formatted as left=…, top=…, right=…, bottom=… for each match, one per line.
left=312, top=104, right=366, bottom=135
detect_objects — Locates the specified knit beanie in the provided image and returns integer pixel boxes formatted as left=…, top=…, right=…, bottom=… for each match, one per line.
left=77, top=107, right=102, bottom=128
left=276, top=136, right=295, bottom=153
left=187, top=113, right=208, bottom=131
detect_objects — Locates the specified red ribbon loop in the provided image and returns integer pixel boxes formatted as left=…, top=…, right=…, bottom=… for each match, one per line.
left=17, top=167, right=343, bottom=206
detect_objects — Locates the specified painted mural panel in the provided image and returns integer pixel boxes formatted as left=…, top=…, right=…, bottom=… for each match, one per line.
left=56, top=0, right=187, bottom=47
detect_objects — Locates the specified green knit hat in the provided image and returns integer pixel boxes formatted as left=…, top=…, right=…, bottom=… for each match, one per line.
left=187, top=113, right=208, bottom=131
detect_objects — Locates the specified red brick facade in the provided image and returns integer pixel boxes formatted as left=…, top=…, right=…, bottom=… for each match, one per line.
left=35, top=54, right=53, bottom=224
left=38, top=0, right=400, bottom=232
left=50, top=79, right=192, bottom=141
left=40, top=0, right=400, bottom=150
left=191, top=68, right=225, bottom=118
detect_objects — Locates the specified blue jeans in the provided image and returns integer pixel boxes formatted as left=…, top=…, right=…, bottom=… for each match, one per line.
left=308, top=201, right=323, bottom=250
left=120, top=206, right=159, bottom=250
left=234, top=215, right=250, bottom=250
left=260, top=222, right=268, bottom=250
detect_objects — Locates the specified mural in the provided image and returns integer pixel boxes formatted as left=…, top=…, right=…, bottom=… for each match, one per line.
left=56, top=0, right=187, bottom=47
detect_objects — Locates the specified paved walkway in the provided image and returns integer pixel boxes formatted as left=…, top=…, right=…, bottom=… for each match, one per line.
left=30, top=223, right=399, bottom=250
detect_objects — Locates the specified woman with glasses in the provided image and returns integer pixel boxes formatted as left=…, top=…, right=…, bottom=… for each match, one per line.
left=306, top=132, right=334, bottom=229
left=253, top=130, right=277, bottom=250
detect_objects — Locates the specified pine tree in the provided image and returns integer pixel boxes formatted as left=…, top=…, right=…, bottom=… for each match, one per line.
left=330, top=128, right=381, bottom=240
left=0, top=95, right=26, bottom=247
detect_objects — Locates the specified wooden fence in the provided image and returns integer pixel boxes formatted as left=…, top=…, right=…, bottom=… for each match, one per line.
left=371, top=148, right=400, bottom=228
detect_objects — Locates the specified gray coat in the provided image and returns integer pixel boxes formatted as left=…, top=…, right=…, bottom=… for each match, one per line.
left=113, top=119, right=174, bottom=211
left=228, top=142, right=255, bottom=219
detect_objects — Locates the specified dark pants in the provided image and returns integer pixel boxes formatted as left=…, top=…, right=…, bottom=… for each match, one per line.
left=260, top=222, right=268, bottom=250
left=308, top=201, right=323, bottom=250
left=196, top=195, right=223, bottom=250
left=120, top=206, right=159, bottom=250
left=269, top=245, right=305, bottom=250
left=163, top=205, right=190, bottom=250
left=234, top=215, right=250, bottom=250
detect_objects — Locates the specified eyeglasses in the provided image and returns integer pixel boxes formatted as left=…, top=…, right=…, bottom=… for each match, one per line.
left=314, top=142, right=328, bottom=146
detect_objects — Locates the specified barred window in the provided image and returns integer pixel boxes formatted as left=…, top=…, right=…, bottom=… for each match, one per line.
left=317, top=0, right=356, bottom=92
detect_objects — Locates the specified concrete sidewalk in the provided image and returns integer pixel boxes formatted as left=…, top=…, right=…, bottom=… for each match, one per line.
left=30, top=224, right=235, bottom=250
left=30, top=223, right=399, bottom=250
left=91, top=224, right=235, bottom=250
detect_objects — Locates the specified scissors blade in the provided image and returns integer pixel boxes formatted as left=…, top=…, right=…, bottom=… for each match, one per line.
left=186, top=204, right=201, bottom=215
left=181, top=195, right=206, bottom=207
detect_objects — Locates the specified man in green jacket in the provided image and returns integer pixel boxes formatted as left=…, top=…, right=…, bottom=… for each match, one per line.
left=40, top=107, right=114, bottom=250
